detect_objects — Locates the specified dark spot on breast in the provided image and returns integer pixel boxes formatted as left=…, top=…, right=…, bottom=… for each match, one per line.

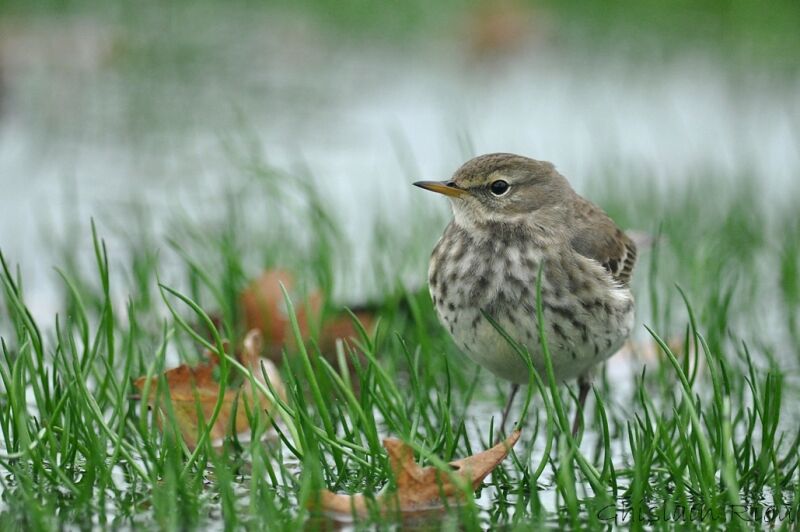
left=567, top=272, right=580, bottom=294
left=448, top=302, right=455, bottom=311
left=431, top=240, right=445, bottom=260
left=523, top=257, right=537, bottom=272
left=470, top=275, right=490, bottom=299
left=547, top=302, right=589, bottom=340
left=521, top=300, right=535, bottom=315
left=545, top=302, right=576, bottom=323
left=552, top=284, right=563, bottom=299
left=510, top=276, right=530, bottom=298
left=452, top=245, right=466, bottom=264
left=583, top=299, right=603, bottom=312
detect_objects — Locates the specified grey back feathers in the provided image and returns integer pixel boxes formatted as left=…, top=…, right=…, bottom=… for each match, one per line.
left=568, top=195, right=637, bottom=287
left=450, top=153, right=638, bottom=286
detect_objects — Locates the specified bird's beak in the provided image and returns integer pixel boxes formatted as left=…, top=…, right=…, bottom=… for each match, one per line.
left=412, top=180, right=466, bottom=198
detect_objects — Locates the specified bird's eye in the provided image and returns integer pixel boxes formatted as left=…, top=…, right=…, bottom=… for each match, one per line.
left=490, top=180, right=510, bottom=196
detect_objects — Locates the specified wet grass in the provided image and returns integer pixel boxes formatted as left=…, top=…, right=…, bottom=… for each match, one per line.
left=1, top=158, right=799, bottom=530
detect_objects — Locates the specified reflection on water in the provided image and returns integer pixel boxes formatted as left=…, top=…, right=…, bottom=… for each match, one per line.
left=1, top=10, right=799, bottom=529
left=1, top=15, right=799, bottom=313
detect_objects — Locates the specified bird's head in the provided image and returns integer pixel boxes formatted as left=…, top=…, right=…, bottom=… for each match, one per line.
left=414, top=153, right=573, bottom=227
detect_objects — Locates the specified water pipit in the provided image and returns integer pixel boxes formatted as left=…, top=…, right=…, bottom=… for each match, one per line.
left=415, top=153, right=637, bottom=435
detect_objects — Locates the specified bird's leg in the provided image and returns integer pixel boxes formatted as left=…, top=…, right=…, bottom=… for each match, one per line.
left=499, top=383, right=520, bottom=437
left=571, top=376, right=591, bottom=437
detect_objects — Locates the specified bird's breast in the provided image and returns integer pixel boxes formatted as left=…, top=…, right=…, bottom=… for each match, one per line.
left=429, top=225, right=542, bottom=318
left=427, top=223, right=635, bottom=383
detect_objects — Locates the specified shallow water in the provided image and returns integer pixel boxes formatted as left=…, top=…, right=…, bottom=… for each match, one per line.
left=1, top=15, right=799, bottom=318
left=1, top=14, right=799, bottom=527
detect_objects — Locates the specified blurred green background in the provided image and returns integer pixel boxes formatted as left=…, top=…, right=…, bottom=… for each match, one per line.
left=1, top=0, right=798, bottom=309
left=1, top=2, right=799, bottom=529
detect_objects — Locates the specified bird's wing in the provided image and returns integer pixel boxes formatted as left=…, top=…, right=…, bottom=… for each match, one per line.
left=569, top=199, right=637, bottom=287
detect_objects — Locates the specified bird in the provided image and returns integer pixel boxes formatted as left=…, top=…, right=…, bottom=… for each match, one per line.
left=414, top=153, right=637, bottom=436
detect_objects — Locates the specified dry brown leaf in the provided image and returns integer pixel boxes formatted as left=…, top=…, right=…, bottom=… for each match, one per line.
left=464, top=0, right=538, bottom=56
left=616, top=338, right=687, bottom=363
left=239, top=269, right=375, bottom=362
left=240, top=270, right=318, bottom=354
left=315, top=430, right=521, bottom=517
left=318, top=309, right=375, bottom=355
left=133, top=329, right=286, bottom=449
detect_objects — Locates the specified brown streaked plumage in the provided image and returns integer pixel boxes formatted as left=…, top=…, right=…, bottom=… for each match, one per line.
left=570, top=196, right=637, bottom=287
left=415, top=153, right=637, bottom=436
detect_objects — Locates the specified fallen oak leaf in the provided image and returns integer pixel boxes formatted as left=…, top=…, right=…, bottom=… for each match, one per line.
left=615, top=338, right=689, bottom=365
left=240, top=269, right=376, bottom=363
left=133, top=329, right=286, bottom=449
left=464, top=0, right=536, bottom=57
left=240, top=270, right=318, bottom=357
left=317, top=307, right=376, bottom=357
left=315, top=430, right=521, bottom=517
